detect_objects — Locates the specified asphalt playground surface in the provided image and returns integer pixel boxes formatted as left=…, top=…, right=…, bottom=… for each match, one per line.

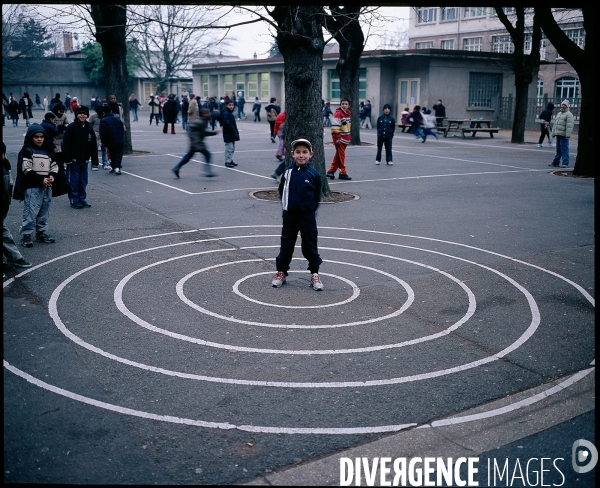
left=3, top=116, right=595, bottom=485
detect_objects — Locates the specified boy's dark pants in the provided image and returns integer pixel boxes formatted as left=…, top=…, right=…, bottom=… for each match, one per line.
left=376, top=137, right=393, bottom=163
left=108, top=146, right=124, bottom=169
left=276, top=211, right=322, bottom=274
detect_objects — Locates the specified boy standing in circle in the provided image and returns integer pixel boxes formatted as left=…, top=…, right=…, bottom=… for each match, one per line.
left=272, top=139, right=324, bottom=291
left=327, top=98, right=352, bottom=180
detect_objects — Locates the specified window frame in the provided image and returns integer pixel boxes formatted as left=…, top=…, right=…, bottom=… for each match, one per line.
left=463, top=7, right=486, bottom=19
left=463, top=37, right=483, bottom=52
left=440, top=7, right=459, bottom=22
left=416, top=7, right=437, bottom=24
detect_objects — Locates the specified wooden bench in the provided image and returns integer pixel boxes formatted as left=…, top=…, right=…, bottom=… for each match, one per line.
left=461, top=127, right=500, bottom=138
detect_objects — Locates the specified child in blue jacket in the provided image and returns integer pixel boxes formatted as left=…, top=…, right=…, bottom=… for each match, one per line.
left=375, top=103, right=396, bottom=165
left=272, top=138, right=324, bottom=291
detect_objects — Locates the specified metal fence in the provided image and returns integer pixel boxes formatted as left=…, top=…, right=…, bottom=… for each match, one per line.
left=496, top=96, right=581, bottom=131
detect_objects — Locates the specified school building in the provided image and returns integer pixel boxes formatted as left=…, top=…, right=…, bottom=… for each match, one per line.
left=191, top=48, right=544, bottom=129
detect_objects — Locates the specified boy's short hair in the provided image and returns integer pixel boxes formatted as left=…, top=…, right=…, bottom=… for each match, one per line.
left=340, top=98, right=350, bottom=103
left=291, top=138, right=312, bottom=152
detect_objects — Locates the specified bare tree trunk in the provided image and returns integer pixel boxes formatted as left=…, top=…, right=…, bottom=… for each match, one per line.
left=535, top=7, right=593, bottom=177
left=90, top=4, right=133, bottom=154
left=270, top=7, right=331, bottom=196
left=494, top=7, right=541, bottom=145
left=510, top=74, right=529, bottom=144
left=326, top=7, right=365, bottom=146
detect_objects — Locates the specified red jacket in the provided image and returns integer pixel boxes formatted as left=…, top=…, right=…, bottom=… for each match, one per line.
left=331, top=107, right=351, bottom=144
left=274, top=111, right=286, bottom=136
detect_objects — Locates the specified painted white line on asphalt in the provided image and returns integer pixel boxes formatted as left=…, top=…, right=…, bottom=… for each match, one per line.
left=327, top=169, right=547, bottom=187
left=232, top=270, right=361, bottom=308
left=175, top=258, right=414, bottom=327
left=164, top=153, right=275, bottom=179
left=422, top=366, right=595, bottom=428
left=3, top=226, right=593, bottom=435
left=3, top=357, right=591, bottom=435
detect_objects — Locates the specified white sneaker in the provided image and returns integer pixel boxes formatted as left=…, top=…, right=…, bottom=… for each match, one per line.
left=538, top=144, right=543, bottom=147
left=310, top=273, right=324, bottom=291
left=375, top=160, right=380, bottom=165
left=271, top=271, right=286, bottom=288
left=387, top=161, right=393, bottom=165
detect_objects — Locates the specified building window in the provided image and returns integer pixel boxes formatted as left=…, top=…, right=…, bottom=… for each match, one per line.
left=463, top=7, right=486, bottom=19
left=492, top=35, right=514, bottom=54
left=554, top=77, right=580, bottom=100
left=440, top=39, right=455, bottom=50
left=235, top=76, right=245, bottom=98
left=468, top=73, right=501, bottom=108
left=416, top=7, right=436, bottom=24
left=565, top=28, right=585, bottom=48
left=524, top=34, right=547, bottom=60
left=440, top=7, right=458, bottom=22
left=399, top=78, right=420, bottom=106
left=201, top=75, right=208, bottom=98
left=536, top=79, right=545, bottom=106
left=463, top=37, right=483, bottom=52
left=143, top=82, right=158, bottom=102
left=223, top=74, right=233, bottom=97
left=556, top=29, right=584, bottom=60
left=502, top=8, right=516, bottom=15
left=415, top=41, right=434, bottom=49
left=247, top=74, right=258, bottom=99
left=260, top=73, right=269, bottom=99
left=328, top=68, right=367, bottom=101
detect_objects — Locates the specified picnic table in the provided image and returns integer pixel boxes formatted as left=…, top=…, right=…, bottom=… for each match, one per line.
left=441, top=119, right=499, bottom=138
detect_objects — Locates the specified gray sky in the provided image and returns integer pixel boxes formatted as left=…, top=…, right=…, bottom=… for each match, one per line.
left=23, top=4, right=410, bottom=60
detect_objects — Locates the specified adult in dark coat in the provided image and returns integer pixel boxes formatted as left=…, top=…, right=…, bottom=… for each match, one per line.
left=162, top=94, right=178, bottom=134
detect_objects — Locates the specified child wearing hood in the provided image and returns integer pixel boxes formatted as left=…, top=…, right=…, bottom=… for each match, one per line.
left=375, top=103, right=396, bottom=165
left=14, top=124, right=59, bottom=247
left=538, top=102, right=554, bottom=148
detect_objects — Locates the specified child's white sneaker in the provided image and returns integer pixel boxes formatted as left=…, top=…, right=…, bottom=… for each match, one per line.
left=310, top=273, right=324, bottom=291
left=272, top=271, right=286, bottom=288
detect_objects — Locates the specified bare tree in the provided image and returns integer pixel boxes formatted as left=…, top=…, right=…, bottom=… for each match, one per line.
left=268, top=6, right=332, bottom=196
left=493, top=7, right=542, bottom=144
left=535, top=7, right=592, bottom=177
left=2, top=5, right=56, bottom=79
left=127, top=5, right=230, bottom=95
left=324, top=7, right=365, bottom=145
left=89, top=4, right=133, bottom=154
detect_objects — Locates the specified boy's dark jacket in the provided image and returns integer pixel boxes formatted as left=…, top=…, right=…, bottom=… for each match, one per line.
left=62, top=121, right=99, bottom=165
left=221, top=108, right=240, bottom=143
left=99, top=112, right=125, bottom=147
left=377, top=108, right=396, bottom=139
left=278, top=162, right=321, bottom=214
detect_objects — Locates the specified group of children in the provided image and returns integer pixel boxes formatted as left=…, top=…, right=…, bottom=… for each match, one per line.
left=3, top=100, right=126, bottom=259
left=5, top=97, right=406, bottom=292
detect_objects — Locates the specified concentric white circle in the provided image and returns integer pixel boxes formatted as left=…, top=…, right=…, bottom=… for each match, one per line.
left=3, top=225, right=593, bottom=435
left=232, top=270, right=360, bottom=308
left=177, top=258, right=410, bottom=322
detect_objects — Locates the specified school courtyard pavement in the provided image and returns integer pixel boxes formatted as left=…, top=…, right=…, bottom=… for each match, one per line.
left=3, top=118, right=594, bottom=485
